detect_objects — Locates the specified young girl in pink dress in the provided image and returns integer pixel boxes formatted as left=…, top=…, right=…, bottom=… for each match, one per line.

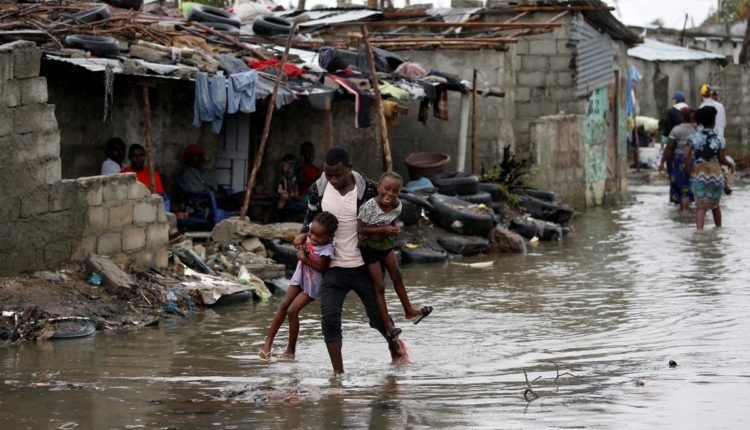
left=258, top=212, right=338, bottom=362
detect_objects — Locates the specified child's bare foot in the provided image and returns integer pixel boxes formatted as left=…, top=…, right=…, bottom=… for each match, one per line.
left=407, top=306, right=433, bottom=325
left=278, top=351, right=296, bottom=362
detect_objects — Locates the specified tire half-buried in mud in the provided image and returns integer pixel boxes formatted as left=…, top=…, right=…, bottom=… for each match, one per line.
left=428, top=193, right=496, bottom=236
left=437, top=235, right=490, bottom=256
left=267, top=239, right=299, bottom=270
left=400, top=244, right=448, bottom=264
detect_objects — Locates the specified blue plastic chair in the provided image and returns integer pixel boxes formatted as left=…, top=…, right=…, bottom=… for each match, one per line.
left=175, top=178, right=238, bottom=225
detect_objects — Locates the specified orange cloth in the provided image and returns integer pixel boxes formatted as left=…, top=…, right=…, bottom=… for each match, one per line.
left=120, top=166, right=164, bottom=193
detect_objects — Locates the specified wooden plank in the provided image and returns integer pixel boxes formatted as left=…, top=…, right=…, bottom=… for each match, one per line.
left=361, top=25, right=392, bottom=172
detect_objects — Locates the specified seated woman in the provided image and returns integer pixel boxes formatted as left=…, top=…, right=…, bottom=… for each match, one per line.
left=101, top=138, right=126, bottom=175
left=179, top=144, right=243, bottom=211
left=120, top=144, right=164, bottom=193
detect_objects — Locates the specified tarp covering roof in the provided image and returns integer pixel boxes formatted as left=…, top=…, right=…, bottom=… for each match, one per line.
left=628, top=38, right=725, bottom=62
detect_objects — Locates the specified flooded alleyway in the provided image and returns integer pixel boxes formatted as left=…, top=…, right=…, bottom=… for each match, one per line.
left=2, top=185, right=749, bottom=429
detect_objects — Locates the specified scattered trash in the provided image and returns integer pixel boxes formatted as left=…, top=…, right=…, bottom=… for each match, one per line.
left=450, top=261, right=494, bottom=268
left=87, top=273, right=103, bottom=286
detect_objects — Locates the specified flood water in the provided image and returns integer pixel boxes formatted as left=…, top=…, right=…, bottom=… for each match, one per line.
left=2, top=184, right=750, bottom=429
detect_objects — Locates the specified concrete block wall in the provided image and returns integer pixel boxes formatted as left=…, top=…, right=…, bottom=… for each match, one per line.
left=719, top=64, right=750, bottom=157
left=512, top=17, right=585, bottom=160
left=531, top=114, right=586, bottom=210
left=71, top=174, right=170, bottom=269
left=0, top=41, right=169, bottom=275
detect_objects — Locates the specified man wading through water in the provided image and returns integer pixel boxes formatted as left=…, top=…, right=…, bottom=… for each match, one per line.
left=294, top=147, right=408, bottom=373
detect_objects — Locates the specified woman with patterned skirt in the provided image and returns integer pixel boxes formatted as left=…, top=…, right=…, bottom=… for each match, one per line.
left=659, top=107, right=695, bottom=210
left=684, top=106, right=736, bottom=229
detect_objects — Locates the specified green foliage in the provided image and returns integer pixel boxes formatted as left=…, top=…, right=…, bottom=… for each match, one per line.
left=703, top=0, right=750, bottom=25
left=479, top=145, right=537, bottom=206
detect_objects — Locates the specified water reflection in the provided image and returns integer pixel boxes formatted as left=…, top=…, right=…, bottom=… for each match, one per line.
left=2, top=185, right=750, bottom=428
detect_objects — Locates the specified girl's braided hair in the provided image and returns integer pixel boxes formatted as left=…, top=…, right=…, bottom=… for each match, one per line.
left=313, top=211, right=338, bottom=235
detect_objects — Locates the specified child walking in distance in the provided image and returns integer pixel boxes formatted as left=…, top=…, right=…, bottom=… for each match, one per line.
left=357, top=172, right=433, bottom=341
left=259, top=212, right=338, bottom=362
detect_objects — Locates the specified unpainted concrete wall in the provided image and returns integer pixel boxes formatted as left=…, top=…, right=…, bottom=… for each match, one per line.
left=0, top=42, right=169, bottom=275
left=511, top=16, right=586, bottom=159
left=531, top=114, right=586, bottom=210
left=718, top=64, right=750, bottom=156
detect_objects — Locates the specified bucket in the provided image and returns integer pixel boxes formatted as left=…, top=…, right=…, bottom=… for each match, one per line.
left=404, top=152, right=451, bottom=180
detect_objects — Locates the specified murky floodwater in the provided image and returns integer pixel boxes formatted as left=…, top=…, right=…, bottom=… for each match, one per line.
left=3, top=184, right=750, bottom=429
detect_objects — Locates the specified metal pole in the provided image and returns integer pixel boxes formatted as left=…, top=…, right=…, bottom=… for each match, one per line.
left=457, top=93, right=470, bottom=172
left=239, top=23, right=298, bottom=220
left=142, top=85, right=155, bottom=193
left=361, top=25, right=393, bottom=172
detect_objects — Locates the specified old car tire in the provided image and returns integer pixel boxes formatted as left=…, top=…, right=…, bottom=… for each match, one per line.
left=432, top=172, right=480, bottom=196
left=510, top=218, right=562, bottom=241
left=512, top=187, right=556, bottom=202
left=213, top=291, right=253, bottom=306
left=101, top=0, right=143, bottom=10
left=428, top=193, right=496, bottom=236
left=48, top=319, right=96, bottom=339
left=457, top=191, right=492, bottom=205
left=437, top=236, right=490, bottom=256
left=268, top=239, right=298, bottom=270
left=64, top=34, right=120, bottom=57
left=478, top=182, right=502, bottom=201
left=66, top=5, right=112, bottom=24
left=252, top=15, right=293, bottom=36
left=517, top=194, right=573, bottom=225
left=400, top=245, right=448, bottom=264
left=400, top=200, right=422, bottom=225
left=188, top=5, right=241, bottom=28
left=398, top=191, right=433, bottom=211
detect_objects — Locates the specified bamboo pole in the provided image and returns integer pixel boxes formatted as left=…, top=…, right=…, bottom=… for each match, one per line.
left=471, top=69, right=478, bottom=175
left=361, top=25, right=392, bottom=172
left=142, top=84, right=155, bottom=193
left=239, top=23, right=297, bottom=220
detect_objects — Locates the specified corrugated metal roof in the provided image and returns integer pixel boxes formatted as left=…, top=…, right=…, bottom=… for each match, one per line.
left=426, top=7, right=482, bottom=24
left=299, top=10, right=381, bottom=27
left=628, top=38, right=725, bottom=62
left=573, top=16, right=615, bottom=97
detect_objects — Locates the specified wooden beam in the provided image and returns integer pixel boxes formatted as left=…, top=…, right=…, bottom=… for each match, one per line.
left=361, top=25, right=392, bottom=172
left=330, top=21, right=562, bottom=29
left=239, top=23, right=297, bottom=220
left=371, top=37, right=518, bottom=44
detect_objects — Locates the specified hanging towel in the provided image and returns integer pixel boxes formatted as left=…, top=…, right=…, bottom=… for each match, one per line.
left=209, top=74, right=227, bottom=134
left=329, top=74, right=371, bottom=128
left=255, top=75, right=296, bottom=109
left=227, top=70, right=258, bottom=114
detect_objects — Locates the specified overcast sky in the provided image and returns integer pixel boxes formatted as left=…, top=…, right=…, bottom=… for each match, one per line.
left=602, top=0, right=718, bottom=28
left=297, top=0, right=718, bottom=30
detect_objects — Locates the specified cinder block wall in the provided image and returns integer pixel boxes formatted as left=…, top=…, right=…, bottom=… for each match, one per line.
left=0, top=41, right=168, bottom=275
left=719, top=64, right=750, bottom=157
left=511, top=16, right=586, bottom=160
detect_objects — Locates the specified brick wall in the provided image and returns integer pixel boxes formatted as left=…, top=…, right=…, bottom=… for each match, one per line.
left=0, top=41, right=168, bottom=275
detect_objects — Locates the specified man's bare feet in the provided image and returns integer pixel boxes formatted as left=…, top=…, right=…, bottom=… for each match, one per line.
left=278, top=351, right=296, bottom=361
left=390, top=339, right=411, bottom=365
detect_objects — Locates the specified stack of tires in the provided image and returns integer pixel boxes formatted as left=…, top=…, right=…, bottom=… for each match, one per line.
left=431, top=172, right=492, bottom=205
left=507, top=188, right=574, bottom=241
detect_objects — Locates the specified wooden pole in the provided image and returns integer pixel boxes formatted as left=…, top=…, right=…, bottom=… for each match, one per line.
left=361, top=25, right=392, bottom=172
left=739, top=13, right=750, bottom=64
left=471, top=69, right=478, bottom=175
left=142, top=84, right=155, bottom=193
left=297, top=0, right=306, bottom=10
left=239, top=23, right=297, bottom=220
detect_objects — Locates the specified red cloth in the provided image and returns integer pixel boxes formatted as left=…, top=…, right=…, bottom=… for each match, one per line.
left=298, top=163, right=320, bottom=195
left=248, top=59, right=304, bottom=78
left=120, top=166, right=165, bottom=194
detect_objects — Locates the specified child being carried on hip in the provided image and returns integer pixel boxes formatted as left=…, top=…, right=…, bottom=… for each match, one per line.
left=258, top=211, right=338, bottom=362
left=357, top=171, right=433, bottom=341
